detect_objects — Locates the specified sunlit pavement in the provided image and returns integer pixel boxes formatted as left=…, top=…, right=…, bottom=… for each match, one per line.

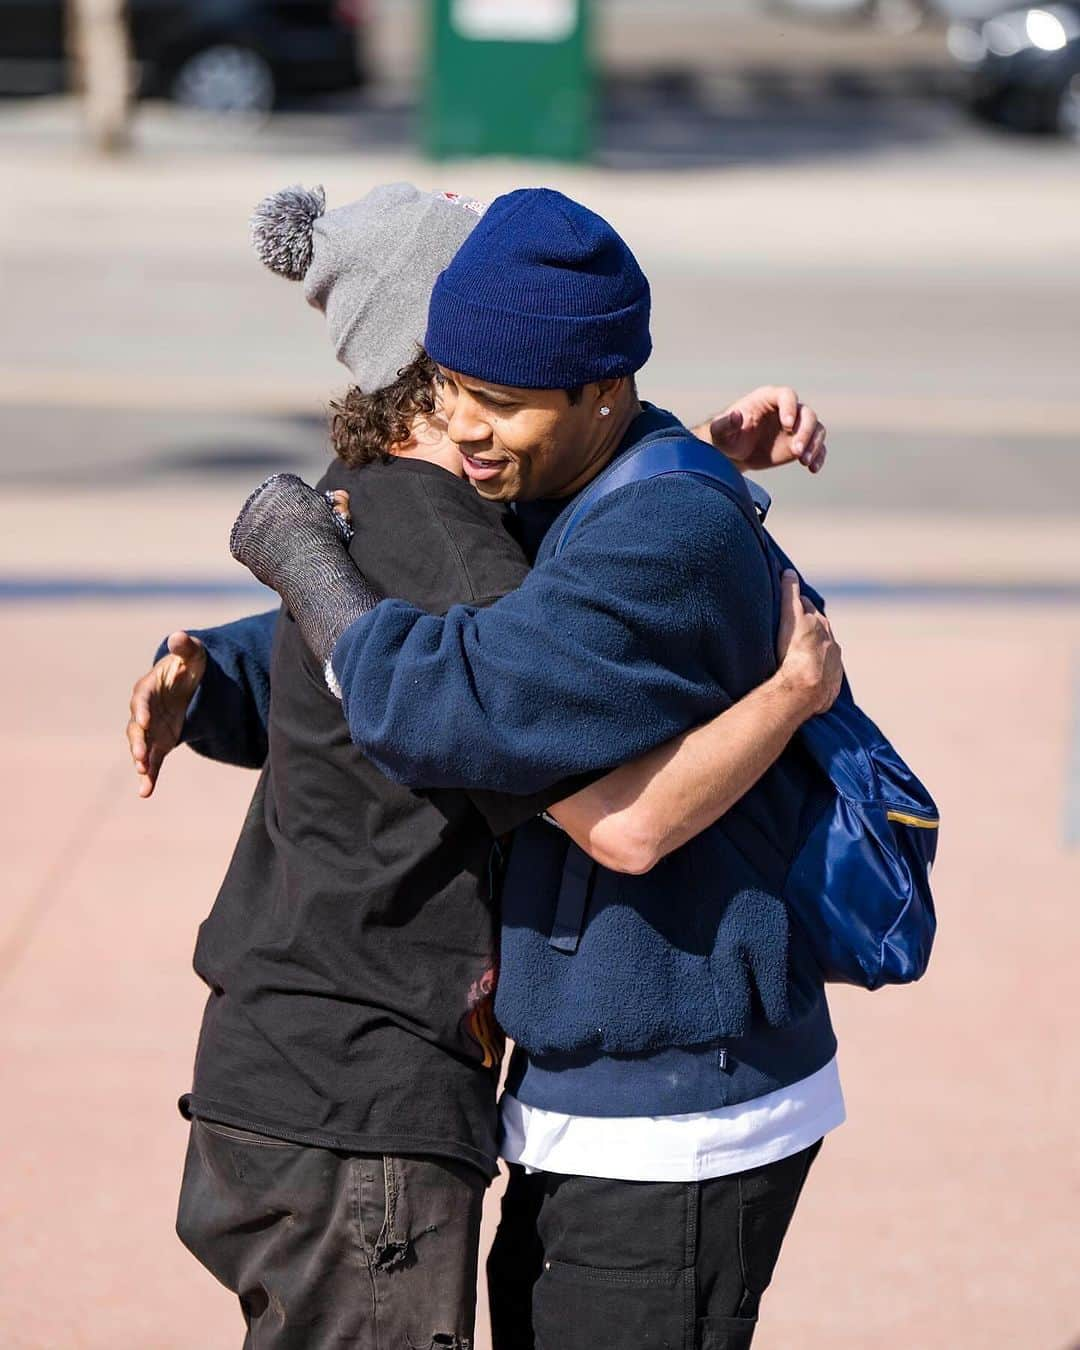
left=2, top=74, right=1079, bottom=1350
left=3, top=594, right=1078, bottom=1349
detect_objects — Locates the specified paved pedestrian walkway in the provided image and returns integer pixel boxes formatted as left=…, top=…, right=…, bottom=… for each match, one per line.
left=2, top=87, right=1078, bottom=1348
left=3, top=564, right=1078, bottom=1348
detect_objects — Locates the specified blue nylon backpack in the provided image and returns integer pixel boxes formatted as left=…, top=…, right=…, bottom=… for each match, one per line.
left=553, top=428, right=939, bottom=990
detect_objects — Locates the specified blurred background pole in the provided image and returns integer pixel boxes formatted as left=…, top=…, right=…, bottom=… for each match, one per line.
left=68, top=0, right=132, bottom=151
left=423, top=0, right=592, bottom=161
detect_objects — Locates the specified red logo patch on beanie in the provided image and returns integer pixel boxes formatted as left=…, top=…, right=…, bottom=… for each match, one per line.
left=438, top=191, right=488, bottom=217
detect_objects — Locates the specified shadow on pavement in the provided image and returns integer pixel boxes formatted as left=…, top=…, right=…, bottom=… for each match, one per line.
left=159, top=65, right=967, bottom=170
left=598, top=67, right=959, bottom=169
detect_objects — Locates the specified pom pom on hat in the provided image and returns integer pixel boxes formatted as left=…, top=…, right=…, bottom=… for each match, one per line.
left=250, top=184, right=326, bottom=280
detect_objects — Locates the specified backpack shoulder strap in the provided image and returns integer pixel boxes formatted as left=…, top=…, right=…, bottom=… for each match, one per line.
left=552, top=426, right=771, bottom=559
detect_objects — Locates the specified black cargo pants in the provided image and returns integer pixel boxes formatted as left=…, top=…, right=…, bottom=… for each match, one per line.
left=488, top=1140, right=822, bottom=1350
left=176, top=1118, right=486, bottom=1349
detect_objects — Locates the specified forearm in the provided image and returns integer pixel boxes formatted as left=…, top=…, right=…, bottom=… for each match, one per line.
left=329, top=482, right=768, bottom=794
left=548, top=671, right=810, bottom=874
left=230, top=474, right=379, bottom=674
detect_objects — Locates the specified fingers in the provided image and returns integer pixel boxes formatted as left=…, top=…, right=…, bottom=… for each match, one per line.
left=707, top=410, right=742, bottom=445
left=328, top=489, right=354, bottom=543
left=780, top=568, right=802, bottom=611
left=328, top=489, right=352, bottom=526
left=128, top=663, right=168, bottom=794
left=786, top=402, right=827, bottom=474
left=130, top=718, right=171, bottom=799
left=130, top=738, right=162, bottom=798
left=166, top=630, right=202, bottom=662
left=805, top=422, right=828, bottom=474
left=127, top=713, right=148, bottom=771
left=126, top=710, right=158, bottom=797
left=322, top=488, right=355, bottom=544
left=145, top=741, right=167, bottom=794
left=799, top=595, right=834, bottom=642
left=130, top=674, right=154, bottom=732
left=789, top=403, right=817, bottom=457
left=127, top=637, right=203, bottom=798
left=775, top=568, right=801, bottom=659
left=774, top=568, right=843, bottom=716
left=777, top=387, right=799, bottom=432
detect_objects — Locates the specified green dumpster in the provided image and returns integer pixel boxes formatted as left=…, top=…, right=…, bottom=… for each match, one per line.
left=424, top=0, right=592, bottom=162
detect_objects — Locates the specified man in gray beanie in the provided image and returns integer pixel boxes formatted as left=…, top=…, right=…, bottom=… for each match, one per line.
left=128, top=180, right=836, bottom=1350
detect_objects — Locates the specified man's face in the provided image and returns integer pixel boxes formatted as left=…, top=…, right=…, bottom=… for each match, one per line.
left=435, top=366, right=607, bottom=502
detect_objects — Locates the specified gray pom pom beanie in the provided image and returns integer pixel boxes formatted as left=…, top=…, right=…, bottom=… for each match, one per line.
left=250, top=182, right=486, bottom=394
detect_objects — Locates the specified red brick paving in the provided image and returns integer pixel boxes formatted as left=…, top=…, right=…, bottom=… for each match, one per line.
left=2, top=600, right=1078, bottom=1348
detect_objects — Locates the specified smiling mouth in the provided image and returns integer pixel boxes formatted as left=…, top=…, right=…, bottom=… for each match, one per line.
left=461, top=452, right=510, bottom=479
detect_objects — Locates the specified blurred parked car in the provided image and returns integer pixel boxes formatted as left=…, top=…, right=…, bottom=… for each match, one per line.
left=0, top=0, right=365, bottom=112
left=946, top=2, right=1080, bottom=134
left=774, top=0, right=1023, bottom=26
left=769, top=0, right=935, bottom=32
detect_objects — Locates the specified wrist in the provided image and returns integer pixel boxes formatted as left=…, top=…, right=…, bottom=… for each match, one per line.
left=292, top=569, right=378, bottom=670
left=770, top=664, right=821, bottom=724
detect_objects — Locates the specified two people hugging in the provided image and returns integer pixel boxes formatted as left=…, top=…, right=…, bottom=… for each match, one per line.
left=129, top=182, right=844, bottom=1350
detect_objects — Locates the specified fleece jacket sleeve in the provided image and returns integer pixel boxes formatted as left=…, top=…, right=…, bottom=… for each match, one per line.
left=154, top=608, right=278, bottom=769
left=330, top=477, right=773, bottom=795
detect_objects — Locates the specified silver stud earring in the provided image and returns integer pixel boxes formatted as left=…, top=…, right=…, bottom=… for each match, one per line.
left=599, top=406, right=611, bottom=417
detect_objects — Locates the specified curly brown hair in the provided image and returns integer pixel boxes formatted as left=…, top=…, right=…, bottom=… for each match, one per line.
left=328, top=348, right=438, bottom=469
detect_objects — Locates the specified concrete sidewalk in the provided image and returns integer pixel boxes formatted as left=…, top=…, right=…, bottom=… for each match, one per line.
left=2, top=588, right=1078, bottom=1349
left=2, top=74, right=1079, bottom=1347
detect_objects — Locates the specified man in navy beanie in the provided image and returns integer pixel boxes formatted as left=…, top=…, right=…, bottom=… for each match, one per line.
left=426, top=187, right=652, bottom=394
left=228, top=185, right=845, bottom=1349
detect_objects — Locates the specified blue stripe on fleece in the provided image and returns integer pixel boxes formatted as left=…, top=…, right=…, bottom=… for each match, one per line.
left=2, top=576, right=1080, bottom=604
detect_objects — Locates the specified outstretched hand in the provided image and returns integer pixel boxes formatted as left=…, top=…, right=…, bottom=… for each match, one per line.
left=127, top=631, right=207, bottom=797
left=694, top=386, right=827, bottom=475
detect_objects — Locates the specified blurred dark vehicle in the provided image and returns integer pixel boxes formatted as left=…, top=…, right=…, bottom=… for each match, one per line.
left=947, top=2, right=1080, bottom=134
left=0, top=0, right=365, bottom=112
left=769, top=0, right=935, bottom=32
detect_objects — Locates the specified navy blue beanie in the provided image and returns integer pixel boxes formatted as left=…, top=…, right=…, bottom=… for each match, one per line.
left=424, top=188, right=651, bottom=390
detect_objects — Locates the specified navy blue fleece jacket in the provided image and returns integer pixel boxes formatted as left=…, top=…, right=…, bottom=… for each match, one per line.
left=331, top=427, right=772, bottom=794
left=156, top=609, right=277, bottom=769
left=327, top=410, right=836, bottom=1115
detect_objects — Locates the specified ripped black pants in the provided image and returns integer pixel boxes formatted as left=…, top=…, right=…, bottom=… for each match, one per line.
left=488, top=1141, right=822, bottom=1350
left=177, top=1119, right=485, bottom=1350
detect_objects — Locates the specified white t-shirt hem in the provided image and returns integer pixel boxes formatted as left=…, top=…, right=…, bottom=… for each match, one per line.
left=499, top=1057, right=846, bottom=1183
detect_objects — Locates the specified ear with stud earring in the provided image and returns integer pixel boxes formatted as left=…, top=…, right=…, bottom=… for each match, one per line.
left=599, top=406, right=611, bottom=417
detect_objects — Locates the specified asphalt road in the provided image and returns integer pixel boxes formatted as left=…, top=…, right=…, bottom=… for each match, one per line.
left=1, top=0, right=1078, bottom=530
left=1, top=83, right=1077, bottom=521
